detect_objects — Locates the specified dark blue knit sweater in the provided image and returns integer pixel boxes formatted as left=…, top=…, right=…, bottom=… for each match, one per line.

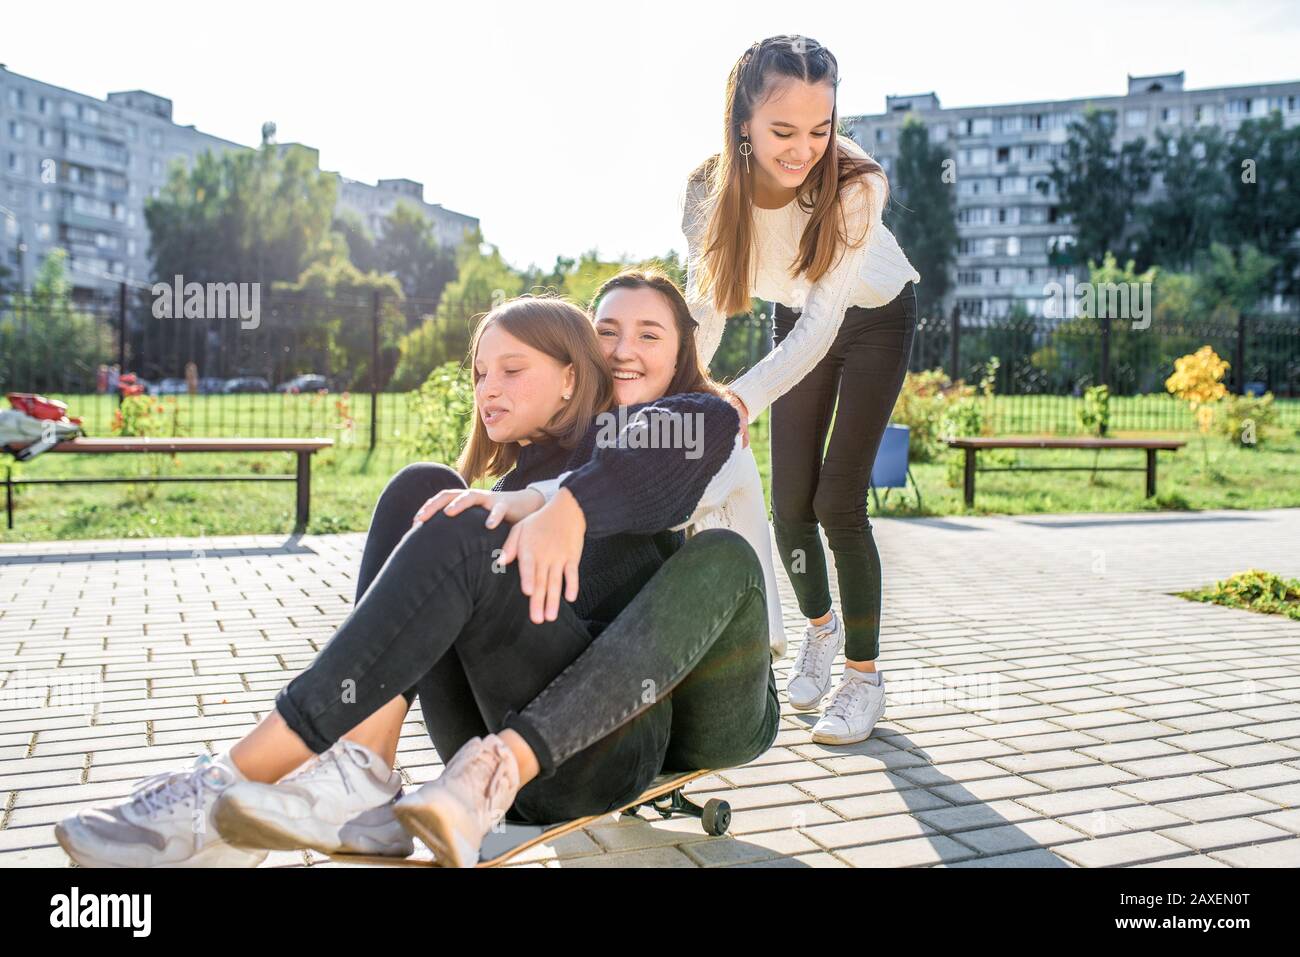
left=492, top=391, right=740, bottom=630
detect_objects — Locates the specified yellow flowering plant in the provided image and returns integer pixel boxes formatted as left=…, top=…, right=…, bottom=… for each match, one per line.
left=1165, top=345, right=1229, bottom=472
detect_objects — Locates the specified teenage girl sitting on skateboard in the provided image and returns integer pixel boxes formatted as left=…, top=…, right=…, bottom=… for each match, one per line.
left=57, top=274, right=781, bottom=868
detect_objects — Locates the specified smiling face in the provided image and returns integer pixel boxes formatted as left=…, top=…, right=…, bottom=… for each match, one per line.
left=594, top=286, right=680, bottom=406
left=741, top=77, right=836, bottom=204
left=472, top=323, right=575, bottom=445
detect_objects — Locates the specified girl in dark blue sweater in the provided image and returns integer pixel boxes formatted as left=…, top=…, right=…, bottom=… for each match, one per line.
left=56, top=287, right=777, bottom=869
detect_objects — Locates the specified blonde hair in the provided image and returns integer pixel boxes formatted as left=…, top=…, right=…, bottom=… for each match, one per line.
left=690, top=34, right=888, bottom=317
left=456, top=295, right=615, bottom=486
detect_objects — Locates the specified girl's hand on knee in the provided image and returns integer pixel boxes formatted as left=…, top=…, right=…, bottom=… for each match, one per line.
left=497, top=490, right=586, bottom=624
left=412, top=488, right=545, bottom=527
left=442, top=489, right=545, bottom=528
left=412, top=489, right=464, bottom=525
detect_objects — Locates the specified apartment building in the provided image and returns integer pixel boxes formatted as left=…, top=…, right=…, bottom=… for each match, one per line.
left=844, top=71, right=1300, bottom=317
left=0, top=64, right=476, bottom=298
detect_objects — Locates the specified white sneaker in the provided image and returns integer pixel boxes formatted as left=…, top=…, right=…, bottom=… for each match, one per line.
left=786, top=610, right=845, bottom=711
left=55, top=754, right=268, bottom=868
left=393, top=734, right=520, bottom=868
left=811, top=668, right=887, bottom=745
left=213, top=739, right=413, bottom=857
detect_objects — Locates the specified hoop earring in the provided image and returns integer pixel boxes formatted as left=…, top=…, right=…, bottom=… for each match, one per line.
left=739, top=134, right=752, bottom=174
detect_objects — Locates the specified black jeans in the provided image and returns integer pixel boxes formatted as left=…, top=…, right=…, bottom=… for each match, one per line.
left=769, top=282, right=917, bottom=662
left=276, top=462, right=779, bottom=824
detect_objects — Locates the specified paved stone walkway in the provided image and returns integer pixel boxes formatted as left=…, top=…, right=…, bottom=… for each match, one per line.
left=2, top=508, right=1298, bottom=867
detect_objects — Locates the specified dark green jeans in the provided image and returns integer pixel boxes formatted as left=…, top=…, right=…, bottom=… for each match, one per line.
left=276, top=462, right=779, bottom=825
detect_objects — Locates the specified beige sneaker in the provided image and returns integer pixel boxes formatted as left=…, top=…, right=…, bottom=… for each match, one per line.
left=392, top=734, right=520, bottom=867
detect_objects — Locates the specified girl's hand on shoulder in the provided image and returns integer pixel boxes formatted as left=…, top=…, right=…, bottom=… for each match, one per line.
left=412, top=488, right=545, bottom=529
left=497, top=487, right=587, bottom=624
left=723, top=391, right=751, bottom=449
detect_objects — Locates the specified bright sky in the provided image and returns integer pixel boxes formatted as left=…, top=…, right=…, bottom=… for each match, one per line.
left=6, top=0, right=1298, bottom=272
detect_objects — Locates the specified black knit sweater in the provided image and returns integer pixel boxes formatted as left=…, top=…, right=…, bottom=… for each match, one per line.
left=492, top=391, right=739, bottom=631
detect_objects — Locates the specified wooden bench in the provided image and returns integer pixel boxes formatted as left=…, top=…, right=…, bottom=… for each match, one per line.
left=945, top=436, right=1187, bottom=507
left=5, top=437, right=333, bottom=532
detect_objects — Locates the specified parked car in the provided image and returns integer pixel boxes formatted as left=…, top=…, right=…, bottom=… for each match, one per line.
left=276, top=374, right=329, bottom=394
left=153, top=378, right=190, bottom=395
left=222, top=377, right=270, bottom=394
left=199, top=377, right=226, bottom=394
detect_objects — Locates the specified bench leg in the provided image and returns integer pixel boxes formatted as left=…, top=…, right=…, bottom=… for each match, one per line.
left=963, top=448, right=977, bottom=507
left=1146, top=448, right=1157, bottom=498
left=295, top=451, right=312, bottom=532
left=907, top=466, right=923, bottom=512
left=5, top=467, right=12, bottom=530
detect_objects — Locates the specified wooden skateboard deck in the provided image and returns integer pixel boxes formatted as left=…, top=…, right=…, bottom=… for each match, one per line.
left=327, top=768, right=727, bottom=868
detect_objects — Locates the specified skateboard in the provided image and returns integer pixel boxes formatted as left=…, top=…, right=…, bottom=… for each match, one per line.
left=328, top=768, right=729, bottom=868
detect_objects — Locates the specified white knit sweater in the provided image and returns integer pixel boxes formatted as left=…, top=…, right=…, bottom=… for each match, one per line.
left=526, top=433, right=788, bottom=661
left=682, top=138, right=921, bottom=423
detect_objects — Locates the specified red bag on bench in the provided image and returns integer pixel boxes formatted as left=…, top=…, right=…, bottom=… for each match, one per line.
left=2, top=393, right=84, bottom=461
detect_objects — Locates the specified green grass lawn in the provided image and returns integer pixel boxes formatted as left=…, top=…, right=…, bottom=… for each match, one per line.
left=3, top=409, right=1298, bottom=543
left=888, top=427, right=1300, bottom=517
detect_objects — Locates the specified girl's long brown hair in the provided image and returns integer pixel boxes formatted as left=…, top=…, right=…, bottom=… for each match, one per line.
left=588, top=267, right=726, bottom=400
left=456, top=295, right=615, bottom=486
left=689, top=34, right=888, bottom=317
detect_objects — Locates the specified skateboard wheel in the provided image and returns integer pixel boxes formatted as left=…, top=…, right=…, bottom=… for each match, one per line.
left=701, top=799, right=730, bottom=836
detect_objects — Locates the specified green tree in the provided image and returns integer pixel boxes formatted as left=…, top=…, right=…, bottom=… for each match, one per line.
left=0, top=249, right=114, bottom=393
left=884, top=114, right=958, bottom=318
left=558, top=249, right=633, bottom=305
left=1194, top=242, right=1279, bottom=320
left=518, top=254, right=577, bottom=297
left=517, top=248, right=655, bottom=305
left=1031, top=247, right=1278, bottom=395
left=1124, top=113, right=1297, bottom=302
left=390, top=230, right=524, bottom=390
left=1031, top=253, right=1163, bottom=393
left=1137, top=126, right=1232, bottom=271
left=373, top=201, right=458, bottom=310
left=1221, top=114, right=1300, bottom=299
left=272, top=260, right=405, bottom=390
left=144, top=143, right=338, bottom=288
left=332, top=210, right=380, bottom=273
left=1043, top=108, right=1152, bottom=267
left=654, top=250, right=686, bottom=289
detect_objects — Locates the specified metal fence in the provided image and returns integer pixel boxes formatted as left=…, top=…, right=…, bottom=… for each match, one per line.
left=2, top=284, right=1298, bottom=441
left=910, top=307, right=1300, bottom=432
left=0, top=283, right=487, bottom=449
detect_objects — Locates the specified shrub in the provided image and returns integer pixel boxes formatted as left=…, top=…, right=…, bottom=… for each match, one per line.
left=109, top=392, right=181, bottom=501
left=941, top=395, right=984, bottom=441
left=940, top=357, right=1013, bottom=488
left=1178, top=569, right=1300, bottom=621
left=391, top=315, right=451, bottom=392
left=111, top=394, right=180, bottom=438
left=942, top=396, right=988, bottom=487
left=334, top=391, right=357, bottom=447
left=1215, top=392, right=1277, bottom=448
left=407, top=361, right=474, bottom=466
left=1078, top=384, right=1110, bottom=437
left=891, top=368, right=973, bottom=462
